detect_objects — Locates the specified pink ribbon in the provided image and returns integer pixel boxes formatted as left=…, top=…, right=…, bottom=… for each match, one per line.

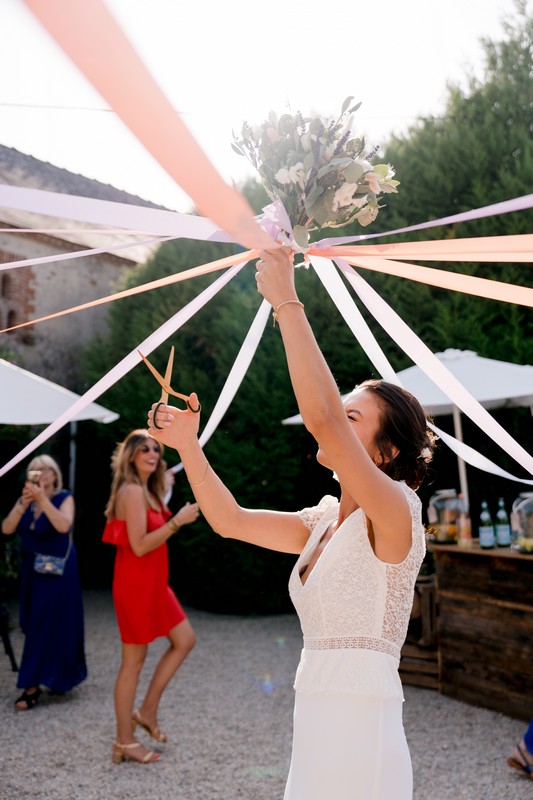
left=22, top=0, right=275, bottom=252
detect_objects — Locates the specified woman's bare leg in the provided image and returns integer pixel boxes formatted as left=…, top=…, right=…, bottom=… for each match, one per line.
left=113, top=643, right=148, bottom=740
left=136, top=619, right=196, bottom=732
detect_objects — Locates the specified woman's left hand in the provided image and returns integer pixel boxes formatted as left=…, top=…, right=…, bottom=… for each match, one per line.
left=255, top=248, right=298, bottom=308
left=147, top=395, right=201, bottom=452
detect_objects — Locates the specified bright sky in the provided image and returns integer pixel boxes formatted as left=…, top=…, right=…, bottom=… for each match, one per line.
left=0, top=0, right=519, bottom=213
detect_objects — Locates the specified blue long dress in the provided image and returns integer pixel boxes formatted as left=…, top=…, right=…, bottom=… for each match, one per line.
left=16, top=490, right=87, bottom=693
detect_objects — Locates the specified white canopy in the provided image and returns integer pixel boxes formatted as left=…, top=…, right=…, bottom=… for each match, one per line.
left=395, top=349, right=533, bottom=416
left=0, top=358, right=119, bottom=425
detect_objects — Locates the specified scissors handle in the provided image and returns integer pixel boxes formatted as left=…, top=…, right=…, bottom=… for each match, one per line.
left=138, top=348, right=202, bottom=415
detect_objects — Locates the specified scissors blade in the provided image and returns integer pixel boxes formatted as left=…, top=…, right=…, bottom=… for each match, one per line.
left=161, top=346, right=175, bottom=405
left=138, top=346, right=189, bottom=405
left=137, top=349, right=170, bottom=396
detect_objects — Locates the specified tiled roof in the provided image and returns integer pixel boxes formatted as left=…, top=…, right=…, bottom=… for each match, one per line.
left=0, top=144, right=170, bottom=263
left=0, top=144, right=168, bottom=209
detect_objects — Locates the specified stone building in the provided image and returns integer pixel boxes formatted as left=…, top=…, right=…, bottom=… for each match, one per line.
left=0, top=144, right=167, bottom=387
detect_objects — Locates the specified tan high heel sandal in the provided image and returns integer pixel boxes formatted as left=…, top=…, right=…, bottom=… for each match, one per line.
left=131, top=708, right=168, bottom=743
left=112, top=741, right=160, bottom=764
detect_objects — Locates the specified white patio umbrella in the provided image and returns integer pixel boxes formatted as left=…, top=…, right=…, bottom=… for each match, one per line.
left=0, top=358, right=119, bottom=487
left=0, top=359, right=119, bottom=425
left=282, top=349, right=533, bottom=509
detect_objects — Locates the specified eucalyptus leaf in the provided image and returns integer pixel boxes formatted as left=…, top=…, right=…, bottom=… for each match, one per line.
left=346, top=138, right=364, bottom=155
left=344, top=162, right=365, bottom=183
left=309, top=117, right=326, bottom=136
left=322, top=156, right=353, bottom=169
left=293, top=225, right=310, bottom=248
left=308, top=188, right=335, bottom=226
left=304, top=184, right=325, bottom=208
left=303, top=152, right=315, bottom=172
left=348, top=101, right=362, bottom=114
left=231, top=143, right=245, bottom=157
left=341, top=96, right=355, bottom=115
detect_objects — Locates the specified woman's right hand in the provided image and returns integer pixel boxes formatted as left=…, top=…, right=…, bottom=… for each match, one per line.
left=21, top=482, right=43, bottom=505
left=147, top=394, right=201, bottom=452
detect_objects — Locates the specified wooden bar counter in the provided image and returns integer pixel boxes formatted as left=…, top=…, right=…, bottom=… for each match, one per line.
left=431, top=540, right=533, bottom=720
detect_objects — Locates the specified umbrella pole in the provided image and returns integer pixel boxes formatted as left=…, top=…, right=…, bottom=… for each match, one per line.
left=69, top=421, right=77, bottom=492
left=452, top=405, right=469, bottom=510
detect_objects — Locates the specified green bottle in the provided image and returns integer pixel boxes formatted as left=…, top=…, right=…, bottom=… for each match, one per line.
left=495, top=497, right=511, bottom=547
left=478, top=501, right=495, bottom=548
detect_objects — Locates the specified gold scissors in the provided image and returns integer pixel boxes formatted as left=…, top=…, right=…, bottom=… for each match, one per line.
left=138, top=346, right=201, bottom=430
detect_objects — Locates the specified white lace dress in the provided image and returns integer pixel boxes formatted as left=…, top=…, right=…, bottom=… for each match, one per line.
left=283, top=482, right=425, bottom=800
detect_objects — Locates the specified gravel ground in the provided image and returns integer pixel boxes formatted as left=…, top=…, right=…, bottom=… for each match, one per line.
left=1, top=589, right=531, bottom=800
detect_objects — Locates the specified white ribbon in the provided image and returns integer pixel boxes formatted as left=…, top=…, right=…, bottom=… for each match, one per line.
left=335, top=257, right=533, bottom=478
left=0, top=235, right=173, bottom=272
left=1, top=183, right=532, bottom=485
left=310, top=256, right=400, bottom=384
left=429, top=422, right=533, bottom=485
left=0, top=263, right=246, bottom=477
left=0, top=185, right=232, bottom=242
left=170, top=299, right=271, bottom=474
left=312, top=256, right=533, bottom=485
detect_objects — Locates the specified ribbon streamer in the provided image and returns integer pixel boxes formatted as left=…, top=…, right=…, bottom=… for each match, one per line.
left=316, top=194, right=533, bottom=246
left=170, top=299, right=271, bottom=474
left=310, top=256, right=399, bottom=384
left=322, top=234, right=533, bottom=261
left=1, top=3, right=529, bottom=487
left=0, top=185, right=232, bottom=241
left=0, top=262, right=247, bottom=477
left=429, top=422, right=533, bottom=486
left=335, top=257, right=533, bottom=478
left=338, top=255, right=533, bottom=307
left=0, top=249, right=256, bottom=334
left=22, top=0, right=274, bottom=251
left=310, top=256, right=533, bottom=485
left=0, top=235, right=173, bottom=274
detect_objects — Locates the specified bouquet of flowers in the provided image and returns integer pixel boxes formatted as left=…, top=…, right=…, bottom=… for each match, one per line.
left=232, top=97, right=399, bottom=250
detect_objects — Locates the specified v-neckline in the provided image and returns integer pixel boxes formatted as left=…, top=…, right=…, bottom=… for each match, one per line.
left=298, top=508, right=358, bottom=587
left=298, top=523, right=334, bottom=586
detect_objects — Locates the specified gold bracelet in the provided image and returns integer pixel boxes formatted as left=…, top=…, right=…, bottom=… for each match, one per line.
left=167, top=516, right=179, bottom=534
left=190, top=463, right=209, bottom=488
left=272, top=300, right=304, bottom=327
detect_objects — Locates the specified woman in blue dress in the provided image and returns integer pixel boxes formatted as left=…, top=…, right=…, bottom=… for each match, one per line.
left=2, top=454, right=87, bottom=710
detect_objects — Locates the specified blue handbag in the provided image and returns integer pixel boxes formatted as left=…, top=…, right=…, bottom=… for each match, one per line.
left=34, top=533, right=72, bottom=576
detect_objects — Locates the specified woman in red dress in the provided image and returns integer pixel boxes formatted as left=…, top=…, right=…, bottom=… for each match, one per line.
left=103, top=429, right=199, bottom=764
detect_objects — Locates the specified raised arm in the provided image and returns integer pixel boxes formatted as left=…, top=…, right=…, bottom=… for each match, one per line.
left=254, top=249, right=411, bottom=556
left=147, top=398, right=309, bottom=555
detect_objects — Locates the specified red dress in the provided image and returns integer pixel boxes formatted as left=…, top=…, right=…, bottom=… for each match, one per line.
left=102, top=507, right=186, bottom=644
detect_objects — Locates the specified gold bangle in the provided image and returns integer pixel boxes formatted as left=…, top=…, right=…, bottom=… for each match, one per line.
left=272, top=300, right=304, bottom=327
left=190, top=463, right=209, bottom=488
left=167, top=517, right=179, bottom=534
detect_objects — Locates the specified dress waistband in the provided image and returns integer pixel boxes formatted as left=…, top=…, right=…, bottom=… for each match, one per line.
left=303, top=635, right=400, bottom=660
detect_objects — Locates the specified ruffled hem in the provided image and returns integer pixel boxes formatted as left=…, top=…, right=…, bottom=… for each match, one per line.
left=102, top=519, right=129, bottom=546
left=102, top=507, right=171, bottom=547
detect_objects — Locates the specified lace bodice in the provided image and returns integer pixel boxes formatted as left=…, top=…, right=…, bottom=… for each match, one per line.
left=290, top=482, right=425, bottom=697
